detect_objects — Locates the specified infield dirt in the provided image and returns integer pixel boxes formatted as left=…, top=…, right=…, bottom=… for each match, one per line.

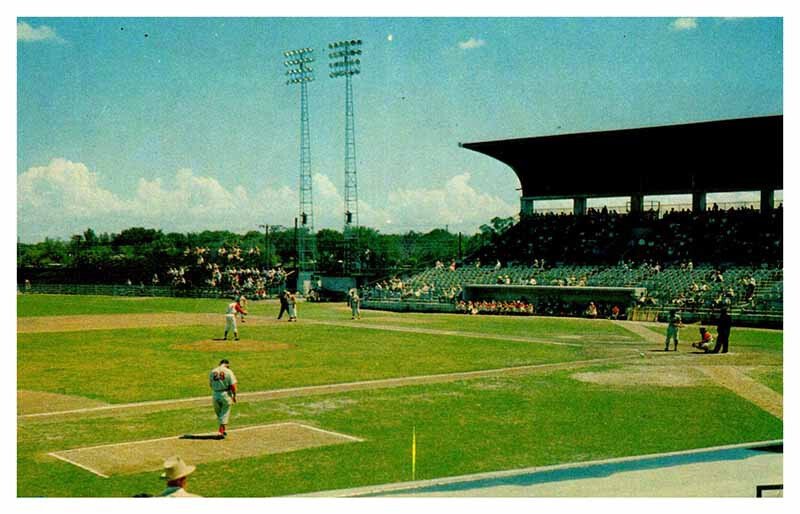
left=18, top=390, right=110, bottom=416
left=48, top=422, right=362, bottom=477
left=171, top=340, right=295, bottom=352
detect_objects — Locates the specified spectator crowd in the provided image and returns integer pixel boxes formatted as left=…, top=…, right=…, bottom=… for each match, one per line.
left=162, top=245, right=290, bottom=298
left=474, top=205, right=782, bottom=266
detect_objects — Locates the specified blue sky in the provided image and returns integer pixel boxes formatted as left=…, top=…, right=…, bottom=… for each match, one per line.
left=16, top=16, right=783, bottom=242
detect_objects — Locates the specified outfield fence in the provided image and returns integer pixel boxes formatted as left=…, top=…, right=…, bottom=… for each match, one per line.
left=17, top=283, right=281, bottom=299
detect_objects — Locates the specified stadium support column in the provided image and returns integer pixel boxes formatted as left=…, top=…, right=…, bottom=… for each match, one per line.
left=573, top=196, right=587, bottom=216
left=283, top=47, right=317, bottom=275
left=328, top=38, right=363, bottom=274
left=520, top=197, right=535, bottom=216
left=629, top=194, right=644, bottom=214
left=692, top=191, right=707, bottom=212
left=760, top=189, right=775, bottom=212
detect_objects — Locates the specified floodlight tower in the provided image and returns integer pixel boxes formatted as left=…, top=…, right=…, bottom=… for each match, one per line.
left=328, top=38, right=362, bottom=273
left=283, top=46, right=317, bottom=273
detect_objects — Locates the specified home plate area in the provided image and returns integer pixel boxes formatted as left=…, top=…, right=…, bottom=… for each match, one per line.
left=48, top=422, right=363, bottom=478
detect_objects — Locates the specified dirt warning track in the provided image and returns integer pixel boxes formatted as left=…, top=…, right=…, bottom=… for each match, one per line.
left=18, top=312, right=219, bottom=333
left=17, top=312, right=589, bottom=347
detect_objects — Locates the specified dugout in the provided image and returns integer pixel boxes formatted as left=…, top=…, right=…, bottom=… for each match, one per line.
left=463, top=284, right=645, bottom=309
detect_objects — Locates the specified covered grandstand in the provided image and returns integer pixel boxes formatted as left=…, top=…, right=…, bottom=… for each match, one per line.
left=363, top=115, right=783, bottom=327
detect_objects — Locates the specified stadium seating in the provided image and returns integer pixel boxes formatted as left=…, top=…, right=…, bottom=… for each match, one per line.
left=363, top=206, right=783, bottom=322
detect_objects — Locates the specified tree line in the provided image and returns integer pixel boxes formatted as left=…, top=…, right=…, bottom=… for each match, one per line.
left=17, top=217, right=515, bottom=284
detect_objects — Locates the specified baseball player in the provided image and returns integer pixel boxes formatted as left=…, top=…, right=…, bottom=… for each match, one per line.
left=209, top=359, right=237, bottom=438
left=664, top=309, right=683, bottom=351
left=349, top=289, right=361, bottom=320
left=224, top=297, right=248, bottom=341
left=691, top=327, right=715, bottom=353
left=277, top=290, right=289, bottom=320
left=237, top=295, right=248, bottom=323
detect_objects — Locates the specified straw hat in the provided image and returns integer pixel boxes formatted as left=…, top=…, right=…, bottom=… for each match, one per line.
left=160, top=456, right=196, bottom=481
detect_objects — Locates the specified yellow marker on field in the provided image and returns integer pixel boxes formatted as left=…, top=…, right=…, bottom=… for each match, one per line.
left=412, top=426, right=416, bottom=481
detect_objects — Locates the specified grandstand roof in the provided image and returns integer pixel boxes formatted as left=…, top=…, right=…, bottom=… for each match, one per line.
left=460, top=115, right=782, bottom=199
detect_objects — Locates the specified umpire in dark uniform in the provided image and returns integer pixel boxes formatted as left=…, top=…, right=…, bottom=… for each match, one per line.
left=277, top=290, right=289, bottom=320
left=711, top=307, right=732, bottom=353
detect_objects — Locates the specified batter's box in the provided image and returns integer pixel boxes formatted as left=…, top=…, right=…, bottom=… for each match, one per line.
left=48, top=422, right=363, bottom=478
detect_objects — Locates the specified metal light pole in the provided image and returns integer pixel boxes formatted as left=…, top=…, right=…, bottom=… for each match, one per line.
left=258, top=224, right=271, bottom=268
left=328, top=38, right=362, bottom=274
left=283, top=47, right=317, bottom=274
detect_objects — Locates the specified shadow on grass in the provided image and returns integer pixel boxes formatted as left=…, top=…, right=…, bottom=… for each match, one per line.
left=179, top=434, right=224, bottom=440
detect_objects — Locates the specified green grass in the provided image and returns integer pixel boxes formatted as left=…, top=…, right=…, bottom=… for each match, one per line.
left=747, top=366, right=784, bottom=393
left=18, top=323, right=587, bottom=402
left=17, top=295, right=784, bottom=497
left=18, top=369, right=782, bottom=497
left=17, top=294, right=224, bottom=317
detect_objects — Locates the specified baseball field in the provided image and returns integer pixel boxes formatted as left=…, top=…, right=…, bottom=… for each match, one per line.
left=16, top=294, right=783, bottom=497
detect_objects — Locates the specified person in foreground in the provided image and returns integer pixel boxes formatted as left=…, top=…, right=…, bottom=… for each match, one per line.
left=159, top=456, right=201, bottom=497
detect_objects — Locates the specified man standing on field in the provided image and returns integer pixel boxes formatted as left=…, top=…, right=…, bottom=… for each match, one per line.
left=277, top=290, right=289, bottom=320
left=209, top=359, right=237, bottom=438
left=224, top=297, right=247, bottom=341
left=349, top=288, right=361, bottom=320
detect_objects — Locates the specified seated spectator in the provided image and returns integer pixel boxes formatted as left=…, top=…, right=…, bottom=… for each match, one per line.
left=585, top=301, right=598, bottom=318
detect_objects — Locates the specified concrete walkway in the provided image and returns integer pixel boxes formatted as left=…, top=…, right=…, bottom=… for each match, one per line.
left=299, top=441, right=783, bottom=498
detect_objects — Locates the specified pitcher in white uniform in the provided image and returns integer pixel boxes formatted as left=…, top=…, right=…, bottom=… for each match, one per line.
left=224, top=298, right=247, bottom=341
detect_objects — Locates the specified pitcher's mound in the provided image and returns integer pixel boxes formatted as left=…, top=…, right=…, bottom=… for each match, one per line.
left=172, top=340, right=295, bottom=352
left=48, top=422, right=362, bottom=477
left=18, top=390, right=110, bottom=416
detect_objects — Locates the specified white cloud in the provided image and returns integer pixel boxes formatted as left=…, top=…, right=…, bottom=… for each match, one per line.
left=313, top=172, right=516, bottom=234
left=17, top=160, right=517, bottom=241
left=669, top=18, right=698, bottom=31
left=379, top=173, right=516, bottom=232
left=17, top=159, right=294, bottom=240
left=458, top=37, right=486, bottom=50
left=17, top=21, right=64, bottom=43
left=17, top=158, right=125, bottom=216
